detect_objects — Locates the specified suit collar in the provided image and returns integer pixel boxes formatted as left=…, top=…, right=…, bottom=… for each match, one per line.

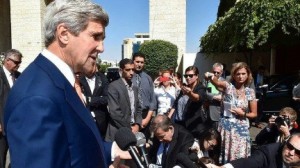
left=0, top=67, right=10, bottom=87
left=94, top=74, right=101, bottom=93
left=117, top=78, right=131, bottom=105
left=80, top=76, right=93, bottom=96
left=41, top=49, right=75, bottom=86
left=35, top=54, right=103, bottom=146
left=166, top=124, right=179, bottom=154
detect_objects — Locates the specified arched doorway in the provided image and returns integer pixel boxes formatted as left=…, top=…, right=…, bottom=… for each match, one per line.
left=0, top=0, right=12, bottom=53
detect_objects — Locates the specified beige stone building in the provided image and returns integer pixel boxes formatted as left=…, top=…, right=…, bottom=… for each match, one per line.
left=149, top=0, right=186, bottom=70
left=0, top=0, right=52, bottom=71
left=2, top=0, right=187, bottom=71
left=122, top=33, right=150, bottom=59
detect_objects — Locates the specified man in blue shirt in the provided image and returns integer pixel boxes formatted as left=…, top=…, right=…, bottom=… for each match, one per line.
left=132, top=52, right=157, bottom=139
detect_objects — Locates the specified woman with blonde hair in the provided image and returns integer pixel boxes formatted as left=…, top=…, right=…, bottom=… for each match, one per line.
left=205, top=62, right=257, bottom=164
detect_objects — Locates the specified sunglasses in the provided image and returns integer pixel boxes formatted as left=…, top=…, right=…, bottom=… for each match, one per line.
left=184, top=74, right=195, bottom=78
left=8, top=58, right=22, bottom=65
left=213, top=71, right=221, bottom=75
left=286, top=141, right=300, bottom=155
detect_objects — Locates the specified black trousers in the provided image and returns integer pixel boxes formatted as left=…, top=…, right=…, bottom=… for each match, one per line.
left=0, top=133, right=8, bottom=168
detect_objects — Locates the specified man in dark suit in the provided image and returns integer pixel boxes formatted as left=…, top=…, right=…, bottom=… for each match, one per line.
left=149, top=114, right=194, bottom=168
left=0, top=49, right=22, bottom=168
left=4, top=1, right=112, bottom=167
left=80, top=63, right=109, bottom=137
left=208, top=133, right=300, bottom=168
left=105, top=58, right=142, bottom=142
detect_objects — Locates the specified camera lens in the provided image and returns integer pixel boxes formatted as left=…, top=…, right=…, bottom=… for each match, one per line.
left=275, top=116, right=290, bottom=127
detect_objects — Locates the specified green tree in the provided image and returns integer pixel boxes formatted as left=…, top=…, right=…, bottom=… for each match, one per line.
left=99, top=64, right=110, bottom=73
left=139, top=40, right=178, bottom=78
left=201, top=0, right=300, bottom=53
left=217, top=0, right=237, bottom=18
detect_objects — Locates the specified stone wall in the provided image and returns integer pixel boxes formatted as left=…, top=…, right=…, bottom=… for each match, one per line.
left=10, top=0, right=46, bottom=71
left=149, top=0, right=186, bottom=67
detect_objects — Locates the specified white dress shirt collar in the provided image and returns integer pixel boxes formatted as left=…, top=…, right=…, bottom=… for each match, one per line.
left=41, top=49, right=75, bottom=86
left=3, top=66, right=13, bottom=88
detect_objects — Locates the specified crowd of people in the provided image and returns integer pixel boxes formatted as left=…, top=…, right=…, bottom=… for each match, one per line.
left=1, top=0, right=300, bottom=168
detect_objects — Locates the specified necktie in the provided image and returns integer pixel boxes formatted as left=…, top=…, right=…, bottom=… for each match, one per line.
left=162, top=143, right=168, bottom=167
left=74, top=74, right=85, bottom=105
left=11, top=73, right=16, bottom=83
left=136, top=74, right=143, bottom=107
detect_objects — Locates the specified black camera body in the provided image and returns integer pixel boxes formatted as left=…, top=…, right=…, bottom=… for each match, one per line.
left=275, top=115, right=290, bottom=127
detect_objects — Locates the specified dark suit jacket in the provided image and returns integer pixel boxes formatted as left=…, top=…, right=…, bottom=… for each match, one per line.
left=4, top=54, right=109, bottom=168
left=204, top=77, right=225, bottom=122
left=0, top=68, right=11, bottom=127
left=149, top=124, right=194, bottom=168
left=80, top=72, right=109, bottom=137
left=253, top=72, right=269, bottom=87
left=0, top=67, right=20, bottom=126
left=105, top=78, right=142, bottom=141
left=230, top=143, right=284, bottom=168
left=255, top=126, right=300, bottom=146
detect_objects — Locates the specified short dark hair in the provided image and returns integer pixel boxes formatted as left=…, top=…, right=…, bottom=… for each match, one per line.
left=132, top=52, right=145, bottom=61
left=185, top=66, right=200, bottom=84
left=198, top=128, right=221, bottom=146
left=119, top=58, right=133, bottom=69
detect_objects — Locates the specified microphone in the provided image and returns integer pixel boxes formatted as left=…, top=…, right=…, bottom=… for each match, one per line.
left=177, top=153, right=207, bottom=168
left=135, top=132, right=150, bottom=167
left=115, top=127, right=145, bottom=168
left=259, top=84, right=268, bottom=88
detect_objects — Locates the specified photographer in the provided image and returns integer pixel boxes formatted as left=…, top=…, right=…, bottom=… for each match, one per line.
left=255, top=107, right=300, bottom=146
left=204, top=62, right=225, bottom=130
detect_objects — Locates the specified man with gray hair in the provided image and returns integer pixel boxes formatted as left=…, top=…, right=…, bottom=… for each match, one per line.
left=204, top=62, right=225, bottom=129
left=4, top=0, right=111, bottom=167
left=0, top=49, right=22, bottom=168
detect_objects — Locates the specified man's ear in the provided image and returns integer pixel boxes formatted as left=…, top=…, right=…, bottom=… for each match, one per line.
left=57, top=23, right=69, bottom=45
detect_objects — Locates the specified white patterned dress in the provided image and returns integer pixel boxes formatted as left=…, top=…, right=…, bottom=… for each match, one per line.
left=218, top=82, right=256, bottom=164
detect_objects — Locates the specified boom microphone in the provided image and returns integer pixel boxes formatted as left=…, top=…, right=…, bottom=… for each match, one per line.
left=135, top=132, right=150, bottom=167
left=115, top=127, right=145, bottom=168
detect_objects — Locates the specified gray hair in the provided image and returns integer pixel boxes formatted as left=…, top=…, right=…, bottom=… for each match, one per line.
left=44, top=0, right=109, bottom=47
left=5, top=49, right=23, bottom=59
left=212, top=62, right=223, bottom=70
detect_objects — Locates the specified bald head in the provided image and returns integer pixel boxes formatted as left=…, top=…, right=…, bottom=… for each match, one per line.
left=150, top=114, right=173, bottom=133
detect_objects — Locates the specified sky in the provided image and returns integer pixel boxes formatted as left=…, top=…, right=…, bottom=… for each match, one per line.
left=93, top=0, right=220, bottom=62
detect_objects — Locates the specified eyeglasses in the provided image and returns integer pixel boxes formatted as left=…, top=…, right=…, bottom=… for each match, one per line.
left=213, top=71, right=221, bottom=75
left=8, top=58, right=22, bottom=65
left=184, top=74, right=195, bottom=78
left=286, top=141, right=300, bottom=155
left=207, top=140, right=216, bottom=149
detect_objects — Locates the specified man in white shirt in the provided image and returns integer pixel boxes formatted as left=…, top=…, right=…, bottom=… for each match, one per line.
left=3, top=1, right=113, bottom=167
left=0, top=49, right=22, bottom=168
left=106, top=59, right=142, bottom=142
left=80, top=63, right=109, bottom=137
